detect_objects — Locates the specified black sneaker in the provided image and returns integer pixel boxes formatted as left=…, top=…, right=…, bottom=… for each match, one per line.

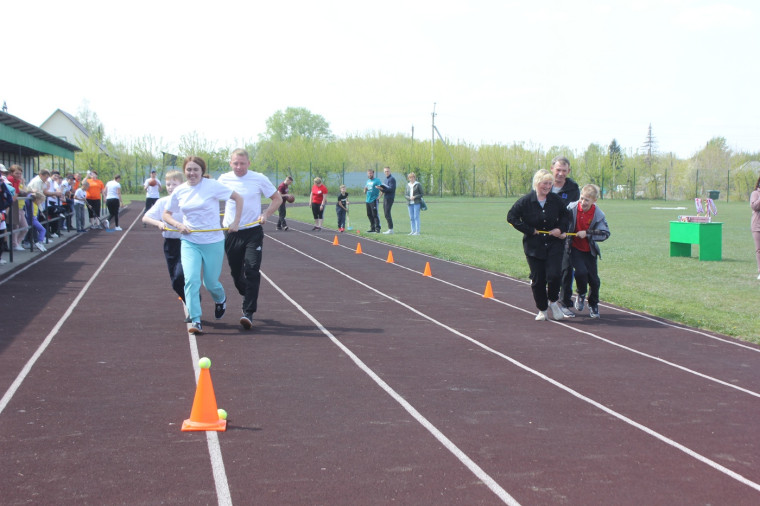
left=214, top=298, right=227, bottom=320
left=589, top=305, right=600, bottom=319
left=283, top=226, right=289, bottom=231
left=188, top=321, right=203, bottom=334
left=240, top=312, right=253, bottom=330
left=184, top=316, right=192, bottom=323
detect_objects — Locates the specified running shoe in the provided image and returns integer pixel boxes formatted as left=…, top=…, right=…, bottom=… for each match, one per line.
left=188, top=321, right=203, bottom=334
left=214, top=298, right=227, bottom=319
left=535, top=310, right=548, bottom=321
left=240, top=312, right=253, bottom=330
left=559, top=305, right=576, bottom=318
left=114, top=226, right=123, bottom=231
left=35, top=242, right=47, bottom=252
left=589, top=305, right=600, bottom=319
left=574, top=294, right=586, bottom=311
left=549, top=301, right=565, bottom=320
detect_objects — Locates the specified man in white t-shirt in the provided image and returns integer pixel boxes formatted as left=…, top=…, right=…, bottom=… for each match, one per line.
left=144, top=169, right=162, bottom=211
left=217, top=148, right=282, bottom=329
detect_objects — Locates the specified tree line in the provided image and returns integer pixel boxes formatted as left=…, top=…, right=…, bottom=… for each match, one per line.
left=60, top=106, right=760, bottom=201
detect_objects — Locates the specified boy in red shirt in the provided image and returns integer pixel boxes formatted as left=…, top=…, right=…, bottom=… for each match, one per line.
left=567, top=184, right=610, bottom=318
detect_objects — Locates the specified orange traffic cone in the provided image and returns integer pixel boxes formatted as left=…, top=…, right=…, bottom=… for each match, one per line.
left=483, top=280, right=494, bottom=298
left=355, top=243, right=363, bottom=254
left=423, top=262, right=432, bottom=277
left=333, top=235, right=339, bottom=246
left=386, top=250, right=395, bottom=263
left=182, top=358, right=227, bottom=432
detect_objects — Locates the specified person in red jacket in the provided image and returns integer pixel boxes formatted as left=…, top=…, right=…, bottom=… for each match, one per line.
left=310, top=177, right=328, bottom=231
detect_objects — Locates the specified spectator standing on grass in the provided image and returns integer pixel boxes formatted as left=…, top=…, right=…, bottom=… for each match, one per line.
left=567, top=184, right=610, bottom=319
left=363, top=168, right=382, bottom=233
left=73, top=181, right=88, bottom=232
left=217, top=148, right=281, bottom=330
left=404, top=172, right=423, bottom=235
left=550, top=156, right=581, bottom=318
left=143, top=170, right=186, bottom=303
left=86, top=171, right=105, bottom=229
left=336, top=184, right=349, bottom=232
left=380, top=166, right=396, bottom=234
left=104, top=174, right=123, bottom=231
left=144, top=169, right=162, bottom=213
left=507, top=169, right=572, bottom=322
left=750, top=174, right=760, bottom=280
left=309, top=177, right=328, bottom=231
left=276, top=175, right=293, bottom=231
left=0, top=165, right=13, bottom=264
left=163, top=156, right=243, bottom=335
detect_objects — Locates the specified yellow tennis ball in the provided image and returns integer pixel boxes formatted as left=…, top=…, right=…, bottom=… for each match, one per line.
left=198, top=357, right=211, bottom=369
left=217, top=408, right=228, bottom=420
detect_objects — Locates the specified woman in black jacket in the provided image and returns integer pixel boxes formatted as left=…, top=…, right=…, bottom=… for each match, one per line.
left=507, top=169, right=572, bottom=321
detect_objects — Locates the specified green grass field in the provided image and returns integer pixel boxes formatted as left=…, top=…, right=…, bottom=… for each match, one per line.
left=282, top=196, right=760, bottom=344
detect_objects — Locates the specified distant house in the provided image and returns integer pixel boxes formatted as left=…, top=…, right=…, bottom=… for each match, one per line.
left=0, top=111, right=80, bottom=178
left=40, top=109, right=108, bottom=155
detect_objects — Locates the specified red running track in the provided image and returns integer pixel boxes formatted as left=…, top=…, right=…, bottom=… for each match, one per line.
left=2, top=207, right=760, bottom=505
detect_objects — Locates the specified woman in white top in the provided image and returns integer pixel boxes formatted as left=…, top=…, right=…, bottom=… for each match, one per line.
left=163, top=156, right=243, bottom=334
left=104, top=174, right=123, bottom=230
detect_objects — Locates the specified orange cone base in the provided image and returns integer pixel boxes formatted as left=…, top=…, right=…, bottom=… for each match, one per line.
left=182, top=418, right=227, bottom=432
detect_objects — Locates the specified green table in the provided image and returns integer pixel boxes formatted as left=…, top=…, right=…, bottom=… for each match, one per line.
left=669, top=221, right=722, bottom=261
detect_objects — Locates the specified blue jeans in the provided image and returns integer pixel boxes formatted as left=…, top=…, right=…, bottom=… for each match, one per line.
left=181, top=239, right=226, bottom=322
left=408, top=203, right=420, bottom=234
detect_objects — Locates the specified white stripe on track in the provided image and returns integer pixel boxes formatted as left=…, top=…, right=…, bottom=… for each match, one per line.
left=268, top=236, right=760, bottom=495
left=297, top=232, right=760, bottom=398
left=0, top=212, right=140, bottom=415
left=187, top=337, right=232, bottom=506
left=261, top=270, right=521, bottom=506
left=298, top=225, right=760, bottom=352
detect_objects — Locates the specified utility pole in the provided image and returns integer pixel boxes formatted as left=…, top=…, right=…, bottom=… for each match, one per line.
left=431, top=102, right=437, bottom=171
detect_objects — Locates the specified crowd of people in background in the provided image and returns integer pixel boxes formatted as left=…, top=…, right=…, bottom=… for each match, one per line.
left=0, top=162, right=130, bottom=264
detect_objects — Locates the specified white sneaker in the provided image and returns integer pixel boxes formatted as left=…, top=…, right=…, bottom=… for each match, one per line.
left=549, top=301, right=565, bottom=320
left=0, top=258, right=7, bottom=264
left=383, top=229, right=394, bottom=234
left=35, top=242, right=47, bottom=252
left=114, top=226, right=123, bottom=231
left=49, top=233, right=59, bottom=238
left=103, top=220, right=110, bottom=229
left=757, top=273, right=760, bottom=280
left=535, top=310, right=548, bottom=321
left=14, top=245, right=25, bottom=251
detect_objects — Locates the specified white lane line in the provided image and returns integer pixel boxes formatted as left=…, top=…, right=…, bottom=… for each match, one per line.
left=187, top=336, right=232, bottom=506
left=261, top=271, right=520, bottom=506
left=290, top=235, right=760, bottom=398
left=268, top=237, right=760, bottom=494
left=0, top=212, right=141, bottom=416
left=299, top=226, right=760, bottom=351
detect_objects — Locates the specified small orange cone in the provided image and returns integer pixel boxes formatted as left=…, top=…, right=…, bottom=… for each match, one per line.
left=355, top=242, right=363, bottom=254
left=182, top=358, right=227, bottom=432
left=386, top=250, right=395, bottom=263
left=423, top=262, right=432, bottom=277
left=332, top=235, right=339, bottom=246
left=483, top=280, right=494, bottom=298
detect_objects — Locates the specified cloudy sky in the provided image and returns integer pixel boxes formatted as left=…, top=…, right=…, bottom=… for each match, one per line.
left=4, top=0, right=758, bottom=158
